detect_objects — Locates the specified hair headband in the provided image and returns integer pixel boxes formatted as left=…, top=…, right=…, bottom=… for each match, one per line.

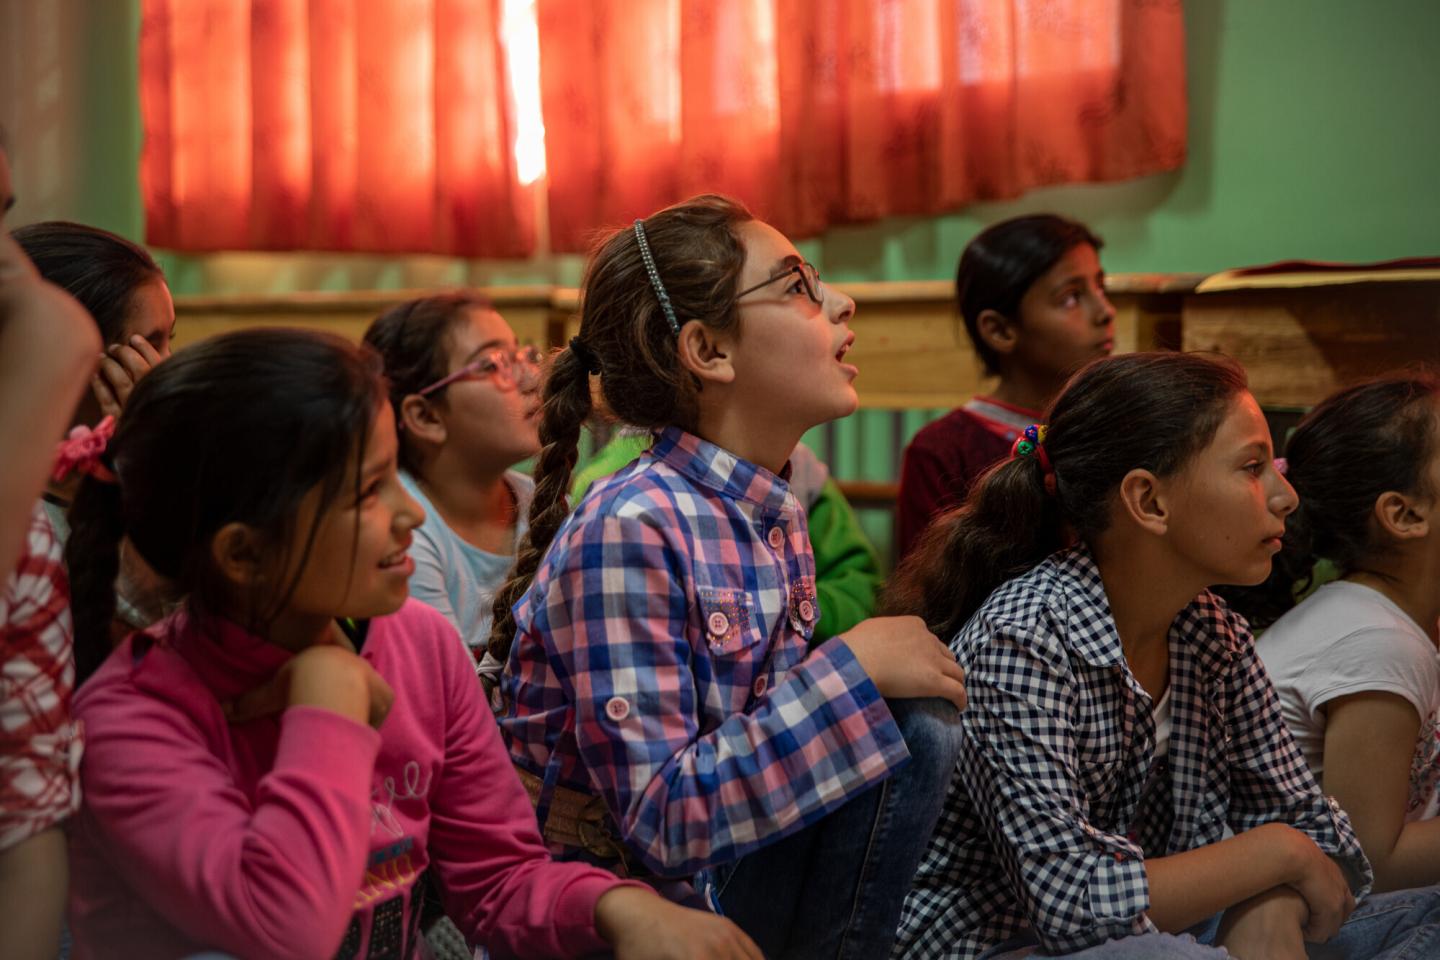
left=632, top=219, right=681, bottom=336
left=1011, top=423, right=1057, bottom=496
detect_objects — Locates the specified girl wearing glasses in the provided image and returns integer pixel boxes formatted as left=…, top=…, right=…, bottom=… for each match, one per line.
left=486, top=195, right=968, bottom=958
left=364, top=295, right=542, bottom=667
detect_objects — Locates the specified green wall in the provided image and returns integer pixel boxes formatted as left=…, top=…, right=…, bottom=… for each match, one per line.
left=5, top=0, right=1436, bottom=293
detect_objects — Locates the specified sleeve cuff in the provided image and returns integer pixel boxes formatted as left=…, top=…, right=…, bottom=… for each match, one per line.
left=542, top=872, right=650, bottom=955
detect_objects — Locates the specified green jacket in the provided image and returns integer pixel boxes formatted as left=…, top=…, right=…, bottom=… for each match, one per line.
left=571, top=432, right=880, bottom=644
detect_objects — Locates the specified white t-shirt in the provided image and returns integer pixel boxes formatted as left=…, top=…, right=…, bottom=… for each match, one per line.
left=400, top=470, right=533, bottom=662
left=1152, top=687, right=1173, bottom=761
left=1257, top=580, right=1440, bottom=821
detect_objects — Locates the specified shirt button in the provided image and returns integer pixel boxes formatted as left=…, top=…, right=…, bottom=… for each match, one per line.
left=752, top=674, right=768, bottom=697
left=767, top=526, right=785, bottom=549
left=798, top=599, right=815, bottom=622
left=605, top=696, right=630, bottom=721
left=707, top=611, right=730, bottom=636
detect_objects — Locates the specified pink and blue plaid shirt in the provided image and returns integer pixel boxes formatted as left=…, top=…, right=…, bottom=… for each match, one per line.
left=498, top=426, right=907, bottom=877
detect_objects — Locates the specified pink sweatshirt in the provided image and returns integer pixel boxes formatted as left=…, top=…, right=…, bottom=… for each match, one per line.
left=69, top=599, right=634, bottom=960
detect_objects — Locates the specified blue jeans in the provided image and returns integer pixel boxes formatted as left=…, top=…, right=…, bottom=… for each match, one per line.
left=981, top=916, right=1229, bottom=959
left=1309, top=886, right=1440, bottom=960
left=982, top=888, right=1440, bottom=959
left=714, top=697, right=962, bottom=960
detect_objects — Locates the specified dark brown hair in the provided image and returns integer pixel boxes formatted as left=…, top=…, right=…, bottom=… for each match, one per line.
left=362, top=292, right=489, bottom=475
left=67, top=328, right=384, bottom=682
left=12, top=220, right=164, bottom=346
left=957, top=214, right=1103, bottom=376
left=886, top=351, right=1249, bottom=641
left=1225, top=372, right=1440, bottom=629
left=486, top=194, right=754, bottom=663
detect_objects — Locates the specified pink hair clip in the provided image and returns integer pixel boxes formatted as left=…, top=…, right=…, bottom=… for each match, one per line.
left=53, top=415, right=118, bottom=484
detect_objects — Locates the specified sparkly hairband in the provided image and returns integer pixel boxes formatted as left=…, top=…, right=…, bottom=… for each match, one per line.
left=632, top=219, right=681, bottom=336
left=53, top=415, right=118, bottom=484
left=1011, top=423, right=1057, bottom=496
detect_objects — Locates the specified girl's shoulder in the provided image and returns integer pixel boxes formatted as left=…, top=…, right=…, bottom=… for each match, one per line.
left=567, top=455, right=696, bottom=532
left=368, top=598, right=466, bottom=664
left=72, top=621, right=217, bottom=737
left=953, top=549, right=1095, bottom=664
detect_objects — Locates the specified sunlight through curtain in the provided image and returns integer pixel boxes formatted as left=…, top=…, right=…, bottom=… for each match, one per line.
left=140, top=0, right=538, bottom=256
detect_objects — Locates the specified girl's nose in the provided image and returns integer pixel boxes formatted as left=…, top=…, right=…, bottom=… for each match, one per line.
left=1270, top=469, right=1299, bottom=517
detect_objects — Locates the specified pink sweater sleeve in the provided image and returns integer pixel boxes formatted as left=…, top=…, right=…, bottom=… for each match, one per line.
left=419, top=611, right=642, bottom=958
left=78, top=686, right=380, bottom=960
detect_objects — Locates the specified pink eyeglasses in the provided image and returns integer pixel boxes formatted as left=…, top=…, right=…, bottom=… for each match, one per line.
left=417, top=344, right=543, bottom=397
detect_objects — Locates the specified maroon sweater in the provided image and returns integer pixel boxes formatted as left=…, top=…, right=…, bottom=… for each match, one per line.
left=895, top=398, right=1040, bottom=564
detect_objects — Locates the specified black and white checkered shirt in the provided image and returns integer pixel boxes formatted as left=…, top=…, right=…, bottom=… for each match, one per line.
left=896, top=546, right=1371, bottom=959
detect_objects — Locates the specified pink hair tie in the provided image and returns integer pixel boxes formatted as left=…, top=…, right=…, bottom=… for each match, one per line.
left=53, top=415, right=118, bottom=484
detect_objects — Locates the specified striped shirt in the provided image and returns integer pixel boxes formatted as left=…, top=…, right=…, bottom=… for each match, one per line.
left=498, top=426, right=907, bottom=877
left=896, top=545, right=1371, bottom=959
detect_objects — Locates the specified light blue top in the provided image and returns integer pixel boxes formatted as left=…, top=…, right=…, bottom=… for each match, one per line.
left=400, top=470, right=533, bottom=661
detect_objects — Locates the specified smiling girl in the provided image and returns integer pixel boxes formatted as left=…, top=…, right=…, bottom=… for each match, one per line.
left=61, top=328, right=755, bottom=959
left=486, top=195, right=967, bottom=958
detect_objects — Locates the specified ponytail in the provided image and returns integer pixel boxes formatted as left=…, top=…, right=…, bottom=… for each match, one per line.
left=487, top=346, right=594, bottom=663
left=65, top=476, right=125, bottom=684
left=887, top=455, right=1063, bottom=639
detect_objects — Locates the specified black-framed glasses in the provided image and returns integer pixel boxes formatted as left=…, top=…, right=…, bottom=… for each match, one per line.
left=735, top=261, right=824, bottom=306
left=417, top=344, right=542, bottom=397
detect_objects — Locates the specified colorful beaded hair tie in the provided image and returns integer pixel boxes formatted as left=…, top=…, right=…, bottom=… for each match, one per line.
left=1011, top=424, right=1057, bottom=496
left=632, top=219, right=681, bottom=336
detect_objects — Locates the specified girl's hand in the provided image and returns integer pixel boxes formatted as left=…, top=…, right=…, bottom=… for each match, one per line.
left=1278, top=826, right=1355, bottom=942
left=595, top=887, right=762, bottom=960
left=92, top=335, right=165, bottom=418
left=838, top=615, right=968, bottom=711
left=1216, top=887, right=1309, bottom=960
left=223, top=644, right=394, bottom=730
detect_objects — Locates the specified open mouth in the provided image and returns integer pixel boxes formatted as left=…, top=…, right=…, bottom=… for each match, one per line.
left=836, top=333, right=855, bottom=362
left=379, top=546, right=410, bottom=569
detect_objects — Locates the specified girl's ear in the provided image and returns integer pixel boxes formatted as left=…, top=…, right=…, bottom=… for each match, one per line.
left=400, top=395, right=446, bottom=446
left=1374, top=490, right=1430, bottom=541
left=976, top=308, right=1019, bottom=360
left=210, top=522, right=266, bottom=586
left=676, top=319, right=736, bottom=386
left=1116, top=467, right=1168, bottom=536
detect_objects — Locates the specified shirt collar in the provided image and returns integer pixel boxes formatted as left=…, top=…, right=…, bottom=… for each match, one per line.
left=157, top=609, right=296, bottom=702
left=651, top=426, right=794, bottom=513
left=1051, top=544, right=1239, bottom=675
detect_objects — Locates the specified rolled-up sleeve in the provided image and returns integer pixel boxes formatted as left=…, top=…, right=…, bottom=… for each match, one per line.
left=958, top=617, right=1156, bottom=954
left=1223, top=622, right=1373, bottom=897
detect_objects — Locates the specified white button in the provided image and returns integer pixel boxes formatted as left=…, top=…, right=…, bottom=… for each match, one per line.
left=707, top=611, right=730, bottom=636
left=767, top=527, right=785, bottom=549
left=752, top=674, right=768, bottom=697
left=798, top=599, right=815, bottom=622
left=605, top=696, right=630, bottom=721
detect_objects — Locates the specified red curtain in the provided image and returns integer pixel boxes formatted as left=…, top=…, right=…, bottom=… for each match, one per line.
left=140, top=0, right=536, bottom=257
left=538, top=0, right=1187, bottom=251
